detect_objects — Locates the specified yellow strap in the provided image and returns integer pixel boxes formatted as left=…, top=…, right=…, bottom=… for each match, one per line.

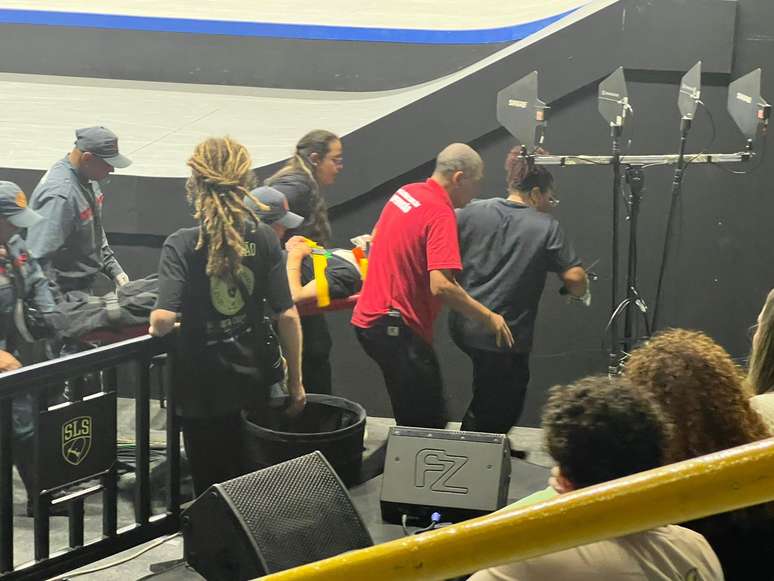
left=311, top=252, right=330, bottom=307
left=300, top=238, right=331, bottom=308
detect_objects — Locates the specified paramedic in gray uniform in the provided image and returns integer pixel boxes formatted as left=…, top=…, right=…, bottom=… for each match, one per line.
left=26, top=126, right=132, bottom=301
left=0, top=181, right=58, bottom=515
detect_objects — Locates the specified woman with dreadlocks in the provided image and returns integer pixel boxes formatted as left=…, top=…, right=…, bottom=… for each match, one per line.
left=264, top=130, right=343, bottom=396
left=449, top=147, right=588, bottom=434
left=150, top=137, right=305, bottom=495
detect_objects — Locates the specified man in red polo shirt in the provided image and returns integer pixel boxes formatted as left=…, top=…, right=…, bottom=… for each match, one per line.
left=352, top=143, right=513, bottom=428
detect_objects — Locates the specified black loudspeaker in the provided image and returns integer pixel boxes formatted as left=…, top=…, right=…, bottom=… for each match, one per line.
left=182, top=451, right=373, bottom=581
left=380, top=427, right=511, bottom=524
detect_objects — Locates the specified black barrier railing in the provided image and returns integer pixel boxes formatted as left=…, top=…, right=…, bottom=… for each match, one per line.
left=0, top=334, right=180, bottom=580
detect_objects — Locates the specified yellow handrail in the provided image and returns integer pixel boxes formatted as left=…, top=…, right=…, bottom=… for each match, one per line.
left=259, top=437, right=774, bottom=581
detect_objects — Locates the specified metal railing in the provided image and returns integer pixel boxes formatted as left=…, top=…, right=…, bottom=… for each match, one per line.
left=0, top=334, right=180, bottom=580
left=259, top=437, right=774, bottom=581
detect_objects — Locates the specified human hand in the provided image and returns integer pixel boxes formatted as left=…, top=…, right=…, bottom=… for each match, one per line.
left=285, top=384, right=307, bottom=418
left=285, top=236, right=312, bottom=257
left=115, top=273, right=130, bottom=287
left=548, top=466, right=572, bottom=494
left=0, top=350, right=22, bottom=373
left=487, top=312, right=514, bottom=348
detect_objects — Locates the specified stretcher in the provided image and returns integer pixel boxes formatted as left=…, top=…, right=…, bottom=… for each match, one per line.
left=81, top=294, right=361, bottom=345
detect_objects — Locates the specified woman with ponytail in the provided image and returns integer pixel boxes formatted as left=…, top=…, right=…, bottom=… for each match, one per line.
left=150, top=137, right=305, bottom=495
left=265, top=129, right=341, bottom=246
left=265, top=130, right=343, bottom=395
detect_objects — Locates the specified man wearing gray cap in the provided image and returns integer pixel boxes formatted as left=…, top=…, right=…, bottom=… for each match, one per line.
left=0, top=181, right=59, bottom=515
left=26, top=126, right=132, bottom=300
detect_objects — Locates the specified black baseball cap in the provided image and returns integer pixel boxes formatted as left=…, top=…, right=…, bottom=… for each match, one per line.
left=245, top=187, right=304, bottom=228
left=75, top=126, right=132, bottom=169
left=0, top=182, right=43, bottom=228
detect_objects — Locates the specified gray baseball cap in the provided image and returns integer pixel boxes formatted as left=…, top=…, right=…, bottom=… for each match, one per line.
left=0, top=181, right=43, bottom=228
left=75, top=126, right=132, bottom=169
left=245, top=186, right=304, bottom=229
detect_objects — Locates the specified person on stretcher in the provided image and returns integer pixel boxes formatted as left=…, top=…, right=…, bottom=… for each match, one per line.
left=245, top=186, right=365, bottom=305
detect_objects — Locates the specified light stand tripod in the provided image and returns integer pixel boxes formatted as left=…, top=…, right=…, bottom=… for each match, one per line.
left=496, top=64, right=769, bottom=374
left=606, top=164, right=650, bottom=373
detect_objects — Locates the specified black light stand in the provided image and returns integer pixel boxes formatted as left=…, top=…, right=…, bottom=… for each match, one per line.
left=495, top=65, right=766, bottom=374
left=621, top=165, right=649, bottom=357
left=607, top=125, right=623, bottom=374
left=597, top=67, right=632, bottom=373
left=651, top=62, right=701, bottom=332
left=650, top=117, right=692, bottom=332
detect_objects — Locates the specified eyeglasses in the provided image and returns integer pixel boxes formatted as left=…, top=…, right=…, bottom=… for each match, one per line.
left=548, top=196, right=560, bottom=208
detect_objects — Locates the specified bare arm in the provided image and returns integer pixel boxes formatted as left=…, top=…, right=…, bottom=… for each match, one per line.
left=149, top=309, right=178, bottom=337
left=429, top=269, right=514, bottom=348
left=285, top=243, right=317, bottom=303
left=277, top=305, right=306, bottom=415
left=0, top=350, right=22, bottom=373
left=560, top=266, right=588, bottom=297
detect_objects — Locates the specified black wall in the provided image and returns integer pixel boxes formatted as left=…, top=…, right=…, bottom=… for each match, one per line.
left=4, top=0, right=773, bottom=426
left=302, top=0, right=774, bottom=426
left=0, top=23, right=507, bottom=91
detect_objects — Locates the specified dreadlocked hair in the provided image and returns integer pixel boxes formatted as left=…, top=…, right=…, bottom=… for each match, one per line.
left=505, top=146, right=554, bottom=194
left=266, top=129, right=337, bottom=245
left=186, top=137, right=260, bottom=278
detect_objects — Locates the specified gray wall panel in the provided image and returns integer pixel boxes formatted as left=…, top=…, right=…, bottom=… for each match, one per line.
left=619, top=0, right=737, bottom=73
left=0, top=24, right=507, bottom=91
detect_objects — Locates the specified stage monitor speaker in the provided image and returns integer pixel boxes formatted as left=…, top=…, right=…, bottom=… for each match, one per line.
left=182, top=451, right=373, bottom=581
left=380, top=427, right=511, bottom=524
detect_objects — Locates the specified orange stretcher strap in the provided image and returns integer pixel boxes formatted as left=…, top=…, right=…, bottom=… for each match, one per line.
left=351, top=247, right=368, bottom=280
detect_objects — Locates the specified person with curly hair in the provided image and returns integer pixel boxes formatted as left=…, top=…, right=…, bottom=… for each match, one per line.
left=625, top=328, right=774, bottom=579
left=748, top=289, right=774, bottom=430
left=471, top=375, right=722, bottom=580
left=264, top=130, right=342, bottom=396
left=150, top=137, right=305, bottom=495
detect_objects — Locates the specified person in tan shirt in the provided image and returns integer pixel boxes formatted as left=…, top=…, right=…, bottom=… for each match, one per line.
left=470, top=376, right=722, bottom=581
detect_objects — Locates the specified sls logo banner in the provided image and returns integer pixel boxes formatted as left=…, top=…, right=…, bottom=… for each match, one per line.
left=62, top=416, right=92, bottom=466
left=38, top=392, right=116, bottom=492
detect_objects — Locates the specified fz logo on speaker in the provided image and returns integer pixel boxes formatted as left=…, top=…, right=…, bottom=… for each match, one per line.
left=414, top=449, right=469, bottom=494
left=62, top=416, right=92, bottom=466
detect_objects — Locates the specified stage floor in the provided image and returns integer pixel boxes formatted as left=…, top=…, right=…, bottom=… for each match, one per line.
left=8, top=401, right=551, bottom=579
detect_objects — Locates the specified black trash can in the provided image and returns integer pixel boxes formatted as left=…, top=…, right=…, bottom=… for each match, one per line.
left=242, top=394, right=366, bottom=486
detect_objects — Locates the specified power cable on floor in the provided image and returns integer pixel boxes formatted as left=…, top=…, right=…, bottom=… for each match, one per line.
left=50, top=532, right=182, bottom=580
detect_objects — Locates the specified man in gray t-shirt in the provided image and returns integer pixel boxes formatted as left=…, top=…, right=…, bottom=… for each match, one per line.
left=26, top=126, right=131, bottom=301
left=450, top=152, right=587, bottom=433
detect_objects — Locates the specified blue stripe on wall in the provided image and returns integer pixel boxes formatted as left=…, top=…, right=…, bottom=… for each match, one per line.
left=0, top=8, right=579, bottom=44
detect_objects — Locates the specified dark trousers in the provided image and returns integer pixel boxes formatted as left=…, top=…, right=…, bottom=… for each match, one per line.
left=459, top=347, right=530, bottom=434
left=355, top=317, right=447, bottom=429
left=301, top=315, right=332, bottom=395
left=180, top=413, right=244, bottom=497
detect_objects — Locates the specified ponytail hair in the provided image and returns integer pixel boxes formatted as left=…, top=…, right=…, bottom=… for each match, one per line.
left=505, top=146, right=554, bottom=194
left=266, top=129, right=337, bottom=245
left=186, top=137, right=263, bottom=278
